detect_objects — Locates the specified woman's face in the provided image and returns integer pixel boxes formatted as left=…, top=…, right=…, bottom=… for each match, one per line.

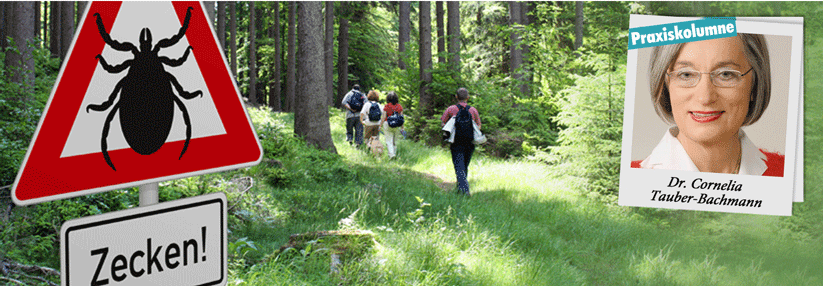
left=667, top=37, right=754, bottom=146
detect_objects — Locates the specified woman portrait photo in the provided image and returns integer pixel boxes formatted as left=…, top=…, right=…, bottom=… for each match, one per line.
left=630, top=33, right=789, bottom=177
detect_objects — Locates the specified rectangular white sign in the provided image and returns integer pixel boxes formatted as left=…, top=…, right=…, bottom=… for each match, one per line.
left=61, top=192, right=227, bottom=286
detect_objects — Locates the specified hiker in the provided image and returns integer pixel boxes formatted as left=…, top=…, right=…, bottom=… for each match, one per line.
left=380, top=91, right=404, bottom=159
left=342, top=84, right=366, bottom=146
left=441, top=87, right=481, bottom=196
left=360, top=90, right=384, bottom=146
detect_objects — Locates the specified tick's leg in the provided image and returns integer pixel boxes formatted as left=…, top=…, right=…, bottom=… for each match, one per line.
left=101, top=103, right=120, bottom=171
left=167, top=71, right=202, bottom=99
left=159, top=46, right=193, bottom=67
left=96, top=55, right=132, bottom=73
left=93, top=12, right=138, bottom=53
left=171, top=95, right=192, bottom=160
left=154, top=7, right=194, bottom=52
left=87, top=80, right=124, bottom=113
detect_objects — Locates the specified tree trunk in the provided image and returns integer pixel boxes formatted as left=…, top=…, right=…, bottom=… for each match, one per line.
left=295, top=1, right=336, bottom=153
left=60, top=0, right=74, bottom=60
left=398, top=2, right=410, bottom=70
left=230, top=2, right=237, bottom=80
left=50, top=1, right=60, bottom=57
left=509, top=1, right=522, bottom=74
left=521, top=2, right=531, bottom=96
left=271, top=3, right=282, bottom=111
left=286, top=2, right=297, bottom=113
left=0, top=2, right=7, bottom=50
left=43, top=2, right=48, bottom=46
left=266, top=4, right=275, bottom=107
left=419, top=1, right=433, bottom=141
left=337, top=2, right=349, bottom=109
left=475, top=3, right=482, bottom=26
left=285, top=2, right=297, bottom=113
left=574, top=1, right=584, bottom=51
left=436, top=1, right=445, bottom=64
left=447, top=1, right=460, bottom=73
left=509, top=1, right=525, bottom=96
left=76, top=2, right=87, bottom=26
left=249, top=2, right=257, bottom=105
left=324, top=1, right=334, bottom=107
left=204, top=1, right=214, bottom=26
left=34, top=2, right=40, bottom=45
left=521, top=3, right=529, bottom=51
left=257, top=4, right=265, bottom=107
left=6, top=2, right=36, bottom=97
left=238, top=19, right=245, bottom=84
left=217, top=2, right=225, bottom=52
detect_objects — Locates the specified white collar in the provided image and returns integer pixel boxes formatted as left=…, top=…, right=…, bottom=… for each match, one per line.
left=640, top=127, right=767, bottom=175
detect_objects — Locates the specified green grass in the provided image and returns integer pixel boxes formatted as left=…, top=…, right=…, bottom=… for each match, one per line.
left=223, top=107, right=822, bottom=286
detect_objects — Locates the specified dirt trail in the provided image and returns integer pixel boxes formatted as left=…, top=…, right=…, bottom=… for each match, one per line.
left=419, top=172, right=455, bottom=192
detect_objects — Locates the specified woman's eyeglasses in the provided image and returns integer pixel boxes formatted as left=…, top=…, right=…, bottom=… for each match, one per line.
left=666, top=67, right=753, bottom=88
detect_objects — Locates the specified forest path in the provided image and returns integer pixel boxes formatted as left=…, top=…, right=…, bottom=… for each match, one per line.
left=420, top=172, right=456, bottom=192
left=248, top=109, right=823, bottom=285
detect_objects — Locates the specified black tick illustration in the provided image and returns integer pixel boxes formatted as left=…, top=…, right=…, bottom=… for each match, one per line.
left=87, top=7, right=202, bottom=171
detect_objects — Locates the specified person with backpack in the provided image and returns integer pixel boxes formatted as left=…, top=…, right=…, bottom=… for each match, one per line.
left=360, top=90, right=384, bottom=146
left=380, top=91, right=404, bottom=159
left=341, top=84, right=366, bottom=146
left=441, top=87, right=481, bottom=197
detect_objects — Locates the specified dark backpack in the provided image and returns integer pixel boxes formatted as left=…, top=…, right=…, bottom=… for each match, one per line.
left=368, top=102, right=382, bottom=121
left=454, top=105, right=473, bottom=144
left=347, top=90, right=365, bottom=112
left=387, top=106, right=404, bottom=128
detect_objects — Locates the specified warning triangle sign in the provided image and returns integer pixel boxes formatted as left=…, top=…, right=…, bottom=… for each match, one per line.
left=12, top=1, right=262, bottom=206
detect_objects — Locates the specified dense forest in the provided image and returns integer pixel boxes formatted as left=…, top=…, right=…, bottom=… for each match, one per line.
left=2, top=1, right=823, bottom=285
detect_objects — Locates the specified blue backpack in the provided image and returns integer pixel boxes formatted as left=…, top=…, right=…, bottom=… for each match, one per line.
left=387, top=110, right=404, bottom=128
left=454, top=105, right=473, bottom=144
left=368, top=102, right=382, bottom=121
left=347, top=90, right=365, bottom=112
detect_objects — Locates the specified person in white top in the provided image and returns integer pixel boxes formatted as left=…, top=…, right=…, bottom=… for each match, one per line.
left=360, top=90, right=384, bottom=145
left=635, top=34, right=783, bottom=177
left=641, top=127, right=770, bottom=175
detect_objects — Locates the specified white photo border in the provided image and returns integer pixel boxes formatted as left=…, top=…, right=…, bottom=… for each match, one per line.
left=618, top=15, right=803, bottom=216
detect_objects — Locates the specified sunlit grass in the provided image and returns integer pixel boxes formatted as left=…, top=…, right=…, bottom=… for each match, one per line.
left=226, top=108, right=823, bottom=285
left=307, top=110, right=645, bottom=284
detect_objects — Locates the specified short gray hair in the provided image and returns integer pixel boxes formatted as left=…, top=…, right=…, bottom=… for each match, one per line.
left=456, top=87, right=469, bottom=100
left=648, top=34, right=771, bottom=126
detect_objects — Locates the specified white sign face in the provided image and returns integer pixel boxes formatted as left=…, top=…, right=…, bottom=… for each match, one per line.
left=60, top=192, right=227, bottom=286
left=62, top=1, right=227, bottom=159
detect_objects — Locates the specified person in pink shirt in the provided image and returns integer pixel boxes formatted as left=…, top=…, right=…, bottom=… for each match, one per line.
left=441, top=88, right=481, bottom=196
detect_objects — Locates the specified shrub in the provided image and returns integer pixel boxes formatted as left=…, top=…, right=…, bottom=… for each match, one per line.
left=0, top=41, right=59, bottom=186
left=551, top=54, right=625, bottom=197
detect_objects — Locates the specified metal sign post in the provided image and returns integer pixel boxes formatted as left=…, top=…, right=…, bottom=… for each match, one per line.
left=139, top=183, right=159, bottom=207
